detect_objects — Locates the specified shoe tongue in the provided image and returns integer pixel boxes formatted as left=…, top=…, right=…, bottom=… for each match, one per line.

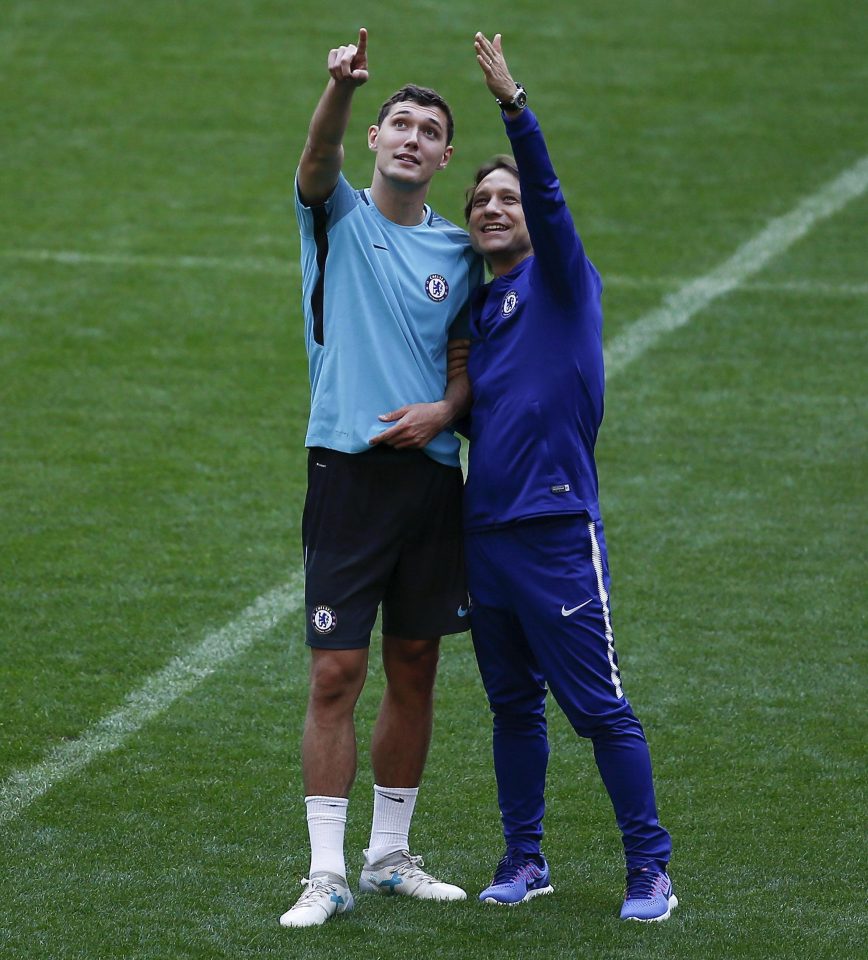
left=627, top=868, right=660, bottom=898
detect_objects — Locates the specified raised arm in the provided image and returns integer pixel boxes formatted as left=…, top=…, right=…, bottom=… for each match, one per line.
left=474, top=32, right=587, bottom=295
left=297, top=27, right=369, bottom=206
left=473, top=31, right=524, bottom=119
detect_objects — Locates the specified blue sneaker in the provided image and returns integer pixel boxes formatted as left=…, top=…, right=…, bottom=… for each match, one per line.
left=619, top=865, right=678, bottom=921
left=479, top=853, right=554, bottom=905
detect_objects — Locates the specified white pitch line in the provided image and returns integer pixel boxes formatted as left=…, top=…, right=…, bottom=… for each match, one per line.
left=0, top=248, right=298, bottom=276
left=3, top=154, right=867, bottom=827
left=728, top=278, right=868, bottom=298
left=605, top=275, right=868, bottom=298
left=604, top=153, right=868, bottom=378
left=0, top=572, right=304, bottom=826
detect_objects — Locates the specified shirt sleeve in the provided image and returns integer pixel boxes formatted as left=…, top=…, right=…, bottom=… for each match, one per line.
left=294, top=171, right=358, bottom=236
left=503, top=108, right=590, bottom=301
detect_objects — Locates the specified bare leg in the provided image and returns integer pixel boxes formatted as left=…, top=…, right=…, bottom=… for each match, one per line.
left=370, top=634, right=440, bottom=787
left=302, top=647, right=369, bottom=797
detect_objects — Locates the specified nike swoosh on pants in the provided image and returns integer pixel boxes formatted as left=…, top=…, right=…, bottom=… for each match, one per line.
left=561, top=598, right=593, bottom=617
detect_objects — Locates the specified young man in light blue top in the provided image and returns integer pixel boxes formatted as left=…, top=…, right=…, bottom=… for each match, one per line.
left=280, top=27, right=481, bottom=929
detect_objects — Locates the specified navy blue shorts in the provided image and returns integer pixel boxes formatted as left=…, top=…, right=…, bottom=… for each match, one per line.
left=302, top=446, right=469, bottom=648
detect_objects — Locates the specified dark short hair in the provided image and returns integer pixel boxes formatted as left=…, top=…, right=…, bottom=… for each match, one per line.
left=377, top=84, right=455, bottom=145
left=464, top=154, right=519, bottom=222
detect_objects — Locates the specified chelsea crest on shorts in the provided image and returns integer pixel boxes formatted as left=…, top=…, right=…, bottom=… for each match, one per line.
left=311, top=605, right=337, bottom=635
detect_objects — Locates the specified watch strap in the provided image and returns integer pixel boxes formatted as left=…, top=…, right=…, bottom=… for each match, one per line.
left=496, top=83, right=527, bottom=112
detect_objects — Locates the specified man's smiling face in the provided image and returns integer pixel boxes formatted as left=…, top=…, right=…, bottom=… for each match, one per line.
left=468, top=167, right=532, bottom=268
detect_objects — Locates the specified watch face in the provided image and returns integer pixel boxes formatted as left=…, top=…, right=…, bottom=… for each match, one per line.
left=499, top=87, right=527, bottom=110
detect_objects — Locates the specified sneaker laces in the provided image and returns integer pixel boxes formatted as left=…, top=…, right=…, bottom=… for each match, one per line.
left=392, top=853, right=440, bottom=886
left=492, top=854, right=542, bottom=886
left=624, top=866, right=667, bottom=901
left=295, top=875, right=339, bottom=906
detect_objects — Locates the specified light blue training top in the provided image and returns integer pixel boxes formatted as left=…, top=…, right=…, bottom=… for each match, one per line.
left=295, top=173, right=481, bottom=467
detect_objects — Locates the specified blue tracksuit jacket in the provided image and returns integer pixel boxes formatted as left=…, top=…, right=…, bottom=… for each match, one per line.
left=465, top=107, right=605, bottom=530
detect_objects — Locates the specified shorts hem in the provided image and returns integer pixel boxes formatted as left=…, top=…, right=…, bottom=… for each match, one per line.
left=383, top=615, right=470, bottom=639
left=305, top=633, right=371, bottom=650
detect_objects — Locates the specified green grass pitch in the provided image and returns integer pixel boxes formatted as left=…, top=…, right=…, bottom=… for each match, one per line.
left=1, top=1, right=866, bottom=958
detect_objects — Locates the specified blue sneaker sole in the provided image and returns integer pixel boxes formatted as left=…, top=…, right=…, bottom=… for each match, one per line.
left=481, top=883, right=554, bottom=906
left=621, top=892, right=678, bottom=922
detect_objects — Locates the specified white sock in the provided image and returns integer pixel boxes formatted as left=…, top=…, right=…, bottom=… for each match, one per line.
left=365, top=784, right=418, bottom=864
left=305, top=795, right=348, bottom=878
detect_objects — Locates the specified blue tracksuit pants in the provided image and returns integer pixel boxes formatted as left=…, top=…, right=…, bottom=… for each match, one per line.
left=466, top=516, right=672, bottom=870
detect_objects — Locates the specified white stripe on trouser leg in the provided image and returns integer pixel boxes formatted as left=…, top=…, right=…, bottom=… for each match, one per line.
left=588, top=521, right=624, bottom=699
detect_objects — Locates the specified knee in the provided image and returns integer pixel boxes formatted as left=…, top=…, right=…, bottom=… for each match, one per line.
left=492, top=709, right=547, bottom=742
left=382, top=636, right=440, bottom=696
left=489, top=687, right=547, bottom=731
left=579, top=709, right=645, bottom=743
left=481, top=668, right=546, bottom=715
left=308, top=652, right=366, bottom=710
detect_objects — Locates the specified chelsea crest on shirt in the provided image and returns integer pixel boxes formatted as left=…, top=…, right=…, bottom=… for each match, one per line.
left=501, top=289, right=519, bottom=317
left=425, top=274, right=449, bottom=302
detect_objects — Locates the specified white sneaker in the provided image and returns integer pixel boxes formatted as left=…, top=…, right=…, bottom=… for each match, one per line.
left=359, top=851, right=466, bottom=901
left=279, top=871, right=354, bottom=928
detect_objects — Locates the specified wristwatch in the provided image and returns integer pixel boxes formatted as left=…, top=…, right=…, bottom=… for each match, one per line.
left=496, top=83, right=527, bottom=112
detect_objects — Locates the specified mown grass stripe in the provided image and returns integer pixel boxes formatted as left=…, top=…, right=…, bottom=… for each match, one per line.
left=2, top=154, right=865, bottom=828
left=0, top=573, right=304, bottom=826
left=2, top=251, right=867, bottom=298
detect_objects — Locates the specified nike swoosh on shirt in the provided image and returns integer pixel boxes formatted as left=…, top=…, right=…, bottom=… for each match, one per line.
left=372, top=243, right=389, bottom=251
left=561, top=598, right=594, bottom=617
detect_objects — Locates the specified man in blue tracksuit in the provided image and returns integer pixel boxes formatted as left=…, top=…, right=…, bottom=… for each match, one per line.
left=463, top=32, right=677, bottom=922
